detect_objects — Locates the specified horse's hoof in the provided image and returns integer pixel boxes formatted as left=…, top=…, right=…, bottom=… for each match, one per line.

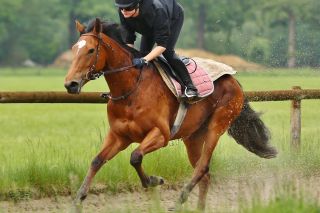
left=80, top=194, right=87, bottom=201
left=179, top=190, right=189, bottom=204
left=148, top=176, right=164, bottom=187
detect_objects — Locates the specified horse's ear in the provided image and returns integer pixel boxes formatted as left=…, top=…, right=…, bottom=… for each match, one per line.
left=93, top=18, right=102, bottom=34
left=75, top=20, right=85, bottom=34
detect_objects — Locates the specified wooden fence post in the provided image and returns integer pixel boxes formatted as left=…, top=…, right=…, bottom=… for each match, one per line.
left=290, top=86, right=301, bottom=150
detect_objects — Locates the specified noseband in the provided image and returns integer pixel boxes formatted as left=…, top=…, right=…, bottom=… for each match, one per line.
left=79, top=33, right=142, bottom=101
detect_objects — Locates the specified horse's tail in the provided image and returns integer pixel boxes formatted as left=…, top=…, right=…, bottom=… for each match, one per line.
left=228, top=98, right=277, bottom=159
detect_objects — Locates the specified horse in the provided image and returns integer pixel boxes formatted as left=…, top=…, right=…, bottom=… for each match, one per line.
left=64, top=18, right=277, bottom=212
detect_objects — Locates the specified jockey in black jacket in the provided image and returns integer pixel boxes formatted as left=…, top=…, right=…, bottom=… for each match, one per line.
left=115, top=0, right=198, bottom=98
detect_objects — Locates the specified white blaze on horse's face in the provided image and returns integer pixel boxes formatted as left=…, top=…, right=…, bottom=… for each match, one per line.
left=65, top=39, right=92, bottom=93
left=74, top=40, right=87, bottom=55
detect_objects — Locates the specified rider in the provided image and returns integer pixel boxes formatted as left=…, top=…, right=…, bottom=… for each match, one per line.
left=114, top=0, right=198, bottom=98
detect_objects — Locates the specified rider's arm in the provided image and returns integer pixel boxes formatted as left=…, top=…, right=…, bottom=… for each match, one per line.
left=142, top=8, right=169, bottom=62
left=143, top=46, right=166, bottom=62
left=153, top=9, right=170, bottom=50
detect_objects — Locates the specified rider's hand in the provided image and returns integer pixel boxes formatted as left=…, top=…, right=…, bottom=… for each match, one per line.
left=132, top=58, right=148, bottom=69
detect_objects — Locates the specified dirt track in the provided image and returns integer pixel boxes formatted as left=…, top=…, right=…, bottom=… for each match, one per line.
left=1, top=172, right=319, bottom=213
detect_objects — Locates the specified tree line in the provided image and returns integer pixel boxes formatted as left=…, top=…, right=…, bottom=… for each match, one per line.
left=0, top=0, right=319, bottom=68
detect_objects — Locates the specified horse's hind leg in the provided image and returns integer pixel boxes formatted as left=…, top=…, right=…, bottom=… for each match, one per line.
left=177, top=94, right=243, bottom=210
left=72, top=131, right=130, bottom=209
left=130, top=127, right=168, bottom=188
left=183, top=129, right=211, bottom=211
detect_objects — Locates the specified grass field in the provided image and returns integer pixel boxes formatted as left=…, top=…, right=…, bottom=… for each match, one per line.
left=0, top=68, right=320, bottom=210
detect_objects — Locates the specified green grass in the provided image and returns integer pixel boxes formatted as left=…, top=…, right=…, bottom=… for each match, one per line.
left=244, top=197, right=320, bottom=213
left=237, top=68, right=320, bottom=90
left=0, top=67, right=107, bottom=91
left=0, top=68, right=320, bottom=201
left=241, top=181, right=320, bottom=213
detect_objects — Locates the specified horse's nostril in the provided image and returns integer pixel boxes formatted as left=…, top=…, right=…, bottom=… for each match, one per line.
left=69, top=81, right=79, bottom=89
left=65, top=81, right=80, bottom=93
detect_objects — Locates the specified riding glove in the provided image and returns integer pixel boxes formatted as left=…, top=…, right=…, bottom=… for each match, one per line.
left=132, top=58, right=147, bottom=69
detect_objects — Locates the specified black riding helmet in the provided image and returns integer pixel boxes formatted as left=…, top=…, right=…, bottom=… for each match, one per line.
left=115, top=0, right=140, bottom=8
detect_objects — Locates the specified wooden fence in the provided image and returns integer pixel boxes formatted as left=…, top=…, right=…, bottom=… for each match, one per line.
left=1, top=87, right=320, bottom=149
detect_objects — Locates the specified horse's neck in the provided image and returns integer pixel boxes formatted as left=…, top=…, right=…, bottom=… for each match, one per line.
left=103, top=37, right=140, bottom=98
left=103, top=35, right=131, bottom=68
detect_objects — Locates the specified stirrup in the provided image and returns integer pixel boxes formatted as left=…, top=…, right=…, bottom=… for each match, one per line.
left=184, top=87, right=198, bottom=98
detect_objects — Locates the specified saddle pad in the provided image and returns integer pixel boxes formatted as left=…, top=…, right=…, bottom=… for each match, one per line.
left=156, top=57, right=237, bottom=99
left=173, top=59, right=214, bottom=98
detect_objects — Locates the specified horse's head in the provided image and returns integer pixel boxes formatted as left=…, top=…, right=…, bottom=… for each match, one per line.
left=64, top=18, right=109, bottom=94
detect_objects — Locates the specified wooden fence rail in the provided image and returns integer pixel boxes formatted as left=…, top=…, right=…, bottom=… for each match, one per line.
left=1, top=89, right=320, bottom=103
left=1, top=87, right=320, bottom=150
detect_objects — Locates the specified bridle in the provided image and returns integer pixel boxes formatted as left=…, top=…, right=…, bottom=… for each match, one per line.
left=80, top=33, right=142, bottom=101
left=81, top=33, right=135, bottom=80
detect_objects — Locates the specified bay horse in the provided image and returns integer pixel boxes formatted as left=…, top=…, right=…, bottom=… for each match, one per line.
left=64, top=18, right=277, bottom=212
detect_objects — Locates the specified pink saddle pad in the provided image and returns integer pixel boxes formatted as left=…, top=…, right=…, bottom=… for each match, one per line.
left=171, top=59, right=214, bottom=98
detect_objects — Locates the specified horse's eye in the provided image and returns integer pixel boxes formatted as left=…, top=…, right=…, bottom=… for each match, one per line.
left=88, top=48, right=95, bottom=54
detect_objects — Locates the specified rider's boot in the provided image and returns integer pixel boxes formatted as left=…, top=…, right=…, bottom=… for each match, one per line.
left=171, top=59, right=198, bottom=98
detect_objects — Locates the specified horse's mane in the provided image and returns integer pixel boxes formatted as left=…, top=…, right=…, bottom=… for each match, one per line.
left=85, top=19, right=143, bottom=57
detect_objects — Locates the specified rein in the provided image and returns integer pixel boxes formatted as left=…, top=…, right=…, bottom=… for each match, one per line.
left=81, top=33, right=141, bottom=101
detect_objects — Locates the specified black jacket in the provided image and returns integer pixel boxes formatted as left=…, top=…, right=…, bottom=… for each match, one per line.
left=119, top=0, right=183, bottom=48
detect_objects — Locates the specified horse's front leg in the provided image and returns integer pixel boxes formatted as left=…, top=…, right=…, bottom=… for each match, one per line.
left=130, top=127, right=168, bottom=188
left=72, top=131, right=130, bottom=211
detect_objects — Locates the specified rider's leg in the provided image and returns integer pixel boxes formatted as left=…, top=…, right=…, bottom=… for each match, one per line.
left=163, top=50, right=198, bottom=98
left=163, top=9, right=198, bottom=98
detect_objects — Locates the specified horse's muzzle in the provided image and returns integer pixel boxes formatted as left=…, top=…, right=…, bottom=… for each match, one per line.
left=64, top=81, right=81, bottom=94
